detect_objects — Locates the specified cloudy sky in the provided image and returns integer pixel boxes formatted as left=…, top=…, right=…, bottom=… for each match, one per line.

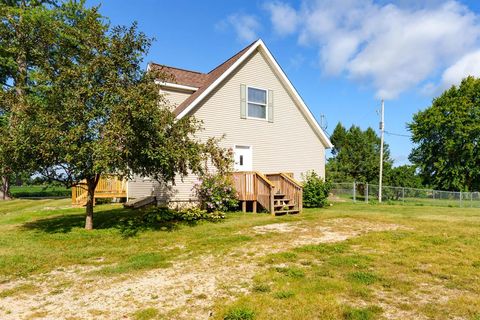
left=87, top=0, right=480, bottom=166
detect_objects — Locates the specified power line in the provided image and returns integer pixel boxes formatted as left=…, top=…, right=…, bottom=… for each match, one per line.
left=385, top=131, right=412, bottom=138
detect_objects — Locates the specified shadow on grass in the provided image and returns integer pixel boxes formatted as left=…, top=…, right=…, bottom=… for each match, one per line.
left=22, top=207, right=184, bottom=236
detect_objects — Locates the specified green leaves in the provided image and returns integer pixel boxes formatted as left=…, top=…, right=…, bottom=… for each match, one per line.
left=327, top=122, right=392, bottom=183
left=409, top=76, right=480, bottom=191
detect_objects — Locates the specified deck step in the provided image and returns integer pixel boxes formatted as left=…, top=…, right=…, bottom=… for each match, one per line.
left=274, top=204, right=295, bottom=209
left=274, top=198, right=291, bottom=204
left=274, top=209, right=300, bottom=215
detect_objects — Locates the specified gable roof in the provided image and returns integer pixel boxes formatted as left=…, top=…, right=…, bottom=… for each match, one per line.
left=148, top=39, right=333, bottom=149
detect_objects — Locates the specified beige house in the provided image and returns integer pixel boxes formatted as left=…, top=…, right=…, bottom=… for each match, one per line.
left=126, top=39, right=332, bottom=213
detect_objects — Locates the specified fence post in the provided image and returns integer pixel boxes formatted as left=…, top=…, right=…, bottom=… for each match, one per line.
left=353, top=181, right=356, bottom=203
left=459, top=191, right=462, bottom=208
left=402, top=187, right=405, bottom=204
left=365, top=183, right=369, bottom=203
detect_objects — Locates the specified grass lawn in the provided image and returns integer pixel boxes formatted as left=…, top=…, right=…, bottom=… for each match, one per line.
left=0, top=199, right=479, bottom=319
left=10, top=185, right=70, bottom=198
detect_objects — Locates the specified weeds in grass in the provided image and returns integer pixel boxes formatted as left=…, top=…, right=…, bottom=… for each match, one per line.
left=273, top=290, right=295, bottom=299
left=251, top=283, right=270, bottom=293
left=274, top=266, right=305, bottom=278
left=347, top=271, right=378, bottom=285
left=343, top=306, right=382, bottom=320
left=133, top=307, right=159, bottom=320
left=223, top=307, right=255, bottom=320
left=0, top=283, right=38, bottom=298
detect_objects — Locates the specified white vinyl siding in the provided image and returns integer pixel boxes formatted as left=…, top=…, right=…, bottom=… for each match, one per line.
left=129, top=48, right=326, bottom=201
left=160, top=88, right=192, bottom=107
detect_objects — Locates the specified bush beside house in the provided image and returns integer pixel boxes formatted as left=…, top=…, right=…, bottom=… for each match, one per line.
left=302, top=171, right=332, bottom=208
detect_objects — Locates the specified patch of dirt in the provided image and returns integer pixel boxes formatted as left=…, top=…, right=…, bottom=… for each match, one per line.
left=0, top=218, right=404, bottom=320
left=252, top=221, right=306, bottom=234
left=373, top=282, right=467, bottom=320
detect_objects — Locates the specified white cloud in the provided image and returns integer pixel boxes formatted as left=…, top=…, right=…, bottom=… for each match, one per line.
left=264, top=2, right=299, bottom=35
left=219, top=14, right=261, bottom=43
left=441, top=50, right=480, bottom=88
left=267, top=0, right=480, bottom=99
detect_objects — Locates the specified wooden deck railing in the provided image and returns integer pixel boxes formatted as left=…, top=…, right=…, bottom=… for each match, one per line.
left=72, top=176, right=127, bottom=205
left=232, top=171, right=275, bottom=213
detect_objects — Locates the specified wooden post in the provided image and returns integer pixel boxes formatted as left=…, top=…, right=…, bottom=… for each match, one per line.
left=270, top=186, right=275, bottom=215
left=72, top=186, right=76, bottom=205
left=298, top=188, right=303, bottom=213
left=253, top=201, right=257, bottom=213
left=242, top=201, right=247, bottom=213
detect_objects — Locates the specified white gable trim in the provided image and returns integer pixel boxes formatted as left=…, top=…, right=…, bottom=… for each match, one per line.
left=155, top=80, right=198, bottom=92
left=176, top=39, right=333, bottom=149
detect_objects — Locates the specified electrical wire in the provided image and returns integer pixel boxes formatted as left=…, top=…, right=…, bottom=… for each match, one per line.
left=385, top=131, right=412, bottom=138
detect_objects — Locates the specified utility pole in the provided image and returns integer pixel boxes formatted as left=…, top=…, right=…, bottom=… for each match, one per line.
left=378, top=99, right=385, bottom=203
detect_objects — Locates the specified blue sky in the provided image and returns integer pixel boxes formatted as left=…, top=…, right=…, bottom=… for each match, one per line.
left=86, top=0, right=480, bottom=166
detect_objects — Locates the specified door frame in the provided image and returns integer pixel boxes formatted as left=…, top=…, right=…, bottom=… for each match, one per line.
left=233, top=144, right=253, bottom=171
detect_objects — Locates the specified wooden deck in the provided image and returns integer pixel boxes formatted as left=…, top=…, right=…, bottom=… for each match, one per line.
left=232, top=171, right=303, bottom=215
left=72, top=177, right=127, bottom=206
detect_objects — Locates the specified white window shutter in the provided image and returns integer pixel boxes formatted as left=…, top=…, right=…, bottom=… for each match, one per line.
left=268, top=89, right=274, bottom=123
left=240, top=84, right=247, bottom=119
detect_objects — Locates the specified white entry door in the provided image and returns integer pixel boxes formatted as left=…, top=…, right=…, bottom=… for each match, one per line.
left=234, top=145, right=253, bottom=171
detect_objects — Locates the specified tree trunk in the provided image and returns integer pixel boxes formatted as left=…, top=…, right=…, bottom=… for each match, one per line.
left=1, top=176, right=11, bottom=200
left=84, top=175, right=100, bottom=230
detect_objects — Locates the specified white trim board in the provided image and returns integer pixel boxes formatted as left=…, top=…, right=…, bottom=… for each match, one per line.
left=176, top=39, right=333, bottom=149
left=155, top=80, right=198, bottom=92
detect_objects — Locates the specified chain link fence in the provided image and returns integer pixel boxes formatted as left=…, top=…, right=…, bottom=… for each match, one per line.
left=331, top=182, right=480, bottom=208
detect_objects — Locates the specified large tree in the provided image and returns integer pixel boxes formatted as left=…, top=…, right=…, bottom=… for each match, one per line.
left=409, top=76, right=480, bottom=191
left=10, top=1, right=230, bottom=229
left=327, top=122, right=392, bottom=183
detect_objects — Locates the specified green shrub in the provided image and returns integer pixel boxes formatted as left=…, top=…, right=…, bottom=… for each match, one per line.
left=193, top=173, right=238, bottom=212
left=302, top=170, right=332, bottom=208
left=142, top=206, right=225, bottom=223
left=224, top=307, right=255, bottom=320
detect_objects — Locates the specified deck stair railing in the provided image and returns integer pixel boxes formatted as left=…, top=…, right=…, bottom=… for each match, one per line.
left=232, top=171, right=303, bottom=215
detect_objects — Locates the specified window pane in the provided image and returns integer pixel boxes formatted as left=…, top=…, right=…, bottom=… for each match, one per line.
left=248, top=103, right=266, bottom=119
left=248, top=87, right=266, bottom=104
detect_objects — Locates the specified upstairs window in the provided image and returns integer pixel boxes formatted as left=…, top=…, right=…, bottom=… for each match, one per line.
left=247, top=87, right=267, bottom=120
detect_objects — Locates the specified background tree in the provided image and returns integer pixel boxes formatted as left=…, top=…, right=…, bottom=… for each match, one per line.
left=409, top=76, right=480, bottom=191
left=326, top=122, right=393, bottom=183
left=385, top=165, right=422, bottom=189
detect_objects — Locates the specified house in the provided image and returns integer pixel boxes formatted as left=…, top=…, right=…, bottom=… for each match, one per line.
left=72, top=39, right=333, bottom=214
